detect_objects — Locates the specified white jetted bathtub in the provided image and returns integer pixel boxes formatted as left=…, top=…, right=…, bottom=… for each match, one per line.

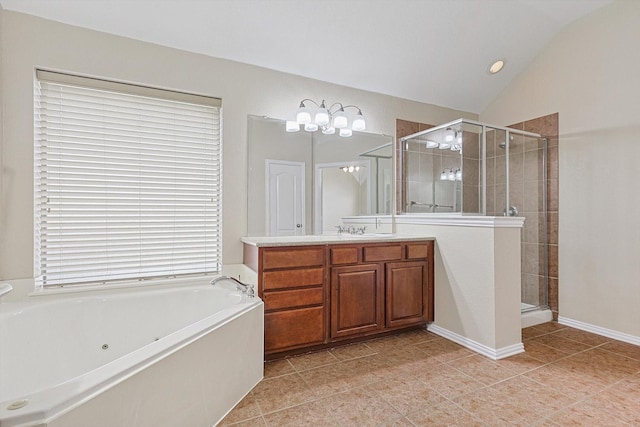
left=0, top=279, right=264, bottom=427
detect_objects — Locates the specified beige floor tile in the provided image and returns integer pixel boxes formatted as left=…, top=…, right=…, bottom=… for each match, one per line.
left=319, top=385, right=404, bottom=427
left=219, top=394, right=261, bottom=426
left=221, top=416, right=267, bottom=427
left=298, top=362, right=353, bottom=398
left=412, top=363, right=485, bottom=399
left=365, top=335, right=404, bottom=353
left=395, top=328, right=440, bottom=345
left=600, top=340, right=640, bottom=361
left=406, top=399, right=487, bottom=426
left=523, top=339, right=572, bottom=363
left=524, top=361, right=609, bottom=400
left=251, top=373, right=316, bottom=413
left=453, top=384, right=541, bottom=426
left=446, top=354, right=519, bottom=386
left=333, top=356, right=388, bottom=389
left=528, top=333, right=591, bottom=354
left=552, top=328, right=612, bottom=347
left=263, top=358, right=295, bottom=379
left=329, top=342, right=377, bottom=361
left=495, top=352, right=546, bottom=374
left=414, top=337, right=475, bottom=362
left=373, top=373, right=445, bottom=415
left=262, top=401, right=338, bottom=426
left=224, top=322, right=640, bottom=426
left=562, top=348, right=640, bottom=380
left=546, top=401, right=633, bottom=426
left=529, top=322, right=568, bottom=335
left=287, top=350, right=339, bottom=372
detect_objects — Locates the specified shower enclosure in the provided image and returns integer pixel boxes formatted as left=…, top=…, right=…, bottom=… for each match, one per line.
left=400, top=119, right=549, bottom=314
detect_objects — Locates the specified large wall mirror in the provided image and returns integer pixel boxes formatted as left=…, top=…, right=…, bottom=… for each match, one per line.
left=247, top=115, right=393, bottom=236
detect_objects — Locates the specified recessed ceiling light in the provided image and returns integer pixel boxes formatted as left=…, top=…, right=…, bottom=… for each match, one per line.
left=488, top=59, right=505, bottom=74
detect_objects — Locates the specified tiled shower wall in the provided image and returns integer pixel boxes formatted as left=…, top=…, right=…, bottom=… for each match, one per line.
left=508, top=114, right=559, bottom=319
left=395, top=114, right=559, bottom=320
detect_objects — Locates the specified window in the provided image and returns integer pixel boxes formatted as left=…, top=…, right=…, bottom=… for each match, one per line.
left=34, top=70, right=222, bottom=287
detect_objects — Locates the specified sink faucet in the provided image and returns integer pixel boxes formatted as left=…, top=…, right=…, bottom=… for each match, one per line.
left=210, top=275, right=255, bottom=298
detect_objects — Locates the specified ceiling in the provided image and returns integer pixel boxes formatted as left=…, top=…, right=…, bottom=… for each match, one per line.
left=0, top=0, right=611, bottom=113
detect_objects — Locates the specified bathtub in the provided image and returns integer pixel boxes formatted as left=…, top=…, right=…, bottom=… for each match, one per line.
left=0, top=279, right=264, bottom=427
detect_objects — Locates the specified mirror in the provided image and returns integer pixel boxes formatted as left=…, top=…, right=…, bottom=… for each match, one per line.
left=247, top=115, right=393, bottom=236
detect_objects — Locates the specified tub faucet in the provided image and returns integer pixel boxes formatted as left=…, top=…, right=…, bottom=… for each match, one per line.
left=210, top=276, right=255, bottom=298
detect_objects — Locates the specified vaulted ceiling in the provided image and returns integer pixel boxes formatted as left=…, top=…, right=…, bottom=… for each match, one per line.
left=1, top=0, right=612, bottom=112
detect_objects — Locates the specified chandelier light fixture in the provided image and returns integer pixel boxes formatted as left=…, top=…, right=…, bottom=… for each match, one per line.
left=426, top=128, right=463, bottom=152
left=286, top=99, right=366, bottom=137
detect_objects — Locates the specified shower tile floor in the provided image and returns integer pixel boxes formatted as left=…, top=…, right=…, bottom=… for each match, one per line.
left=220, top=322, right=640, bottom=426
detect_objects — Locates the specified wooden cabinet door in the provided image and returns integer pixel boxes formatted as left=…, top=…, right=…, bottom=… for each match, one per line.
left=385, top=261, right=428, bottom=328
left=265, top=306, right=324, bottom=353
left=331, top=264, right=384, bottom=339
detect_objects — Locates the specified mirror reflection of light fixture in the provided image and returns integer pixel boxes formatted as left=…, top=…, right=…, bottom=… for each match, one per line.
left=286, top=120, right=300, bottom=132
left=304, top=122, right=318, bottom=132
left=339, top=128, right=353, bottom=137
left=444, top=127, right=455, bottom=142
left=322, top=126, right=336, bottom=135
left=341, top=165, right=360, bottom=173
left=290, top=99, right=366, bottom=137
left=426, top=140, right=439, bottom=148
left=438, top=142, right=451, bottom=150
left=440, top=168, right=462, bottom=181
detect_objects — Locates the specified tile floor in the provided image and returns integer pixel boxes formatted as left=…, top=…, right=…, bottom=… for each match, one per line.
left=220, top=322, right=640, bottom=426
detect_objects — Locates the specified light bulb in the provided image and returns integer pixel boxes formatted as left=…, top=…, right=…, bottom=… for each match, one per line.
left=348, top=165, right=355, bottom=173
left=448, top=169, right=456, bottom=181
left=438, top=142, right=451, bottom=150
left=321, top=125, right=336, bottom=135
left=440, top=170, right=447, bottom=180
left=286, top=121, right=300, bottom=132
left=332, top=109, right=348, bottom=129
left=426, top=140, right=439, bottom=149
left=444, top=128, right=455, bottom=142
left=355, top=166, right=360, bottom=172
left=339, top=128, right=352, bottom=137
left=304, top=122, right=318, bottom=132
left=456, top=168, right=462, bottom=181
left=314, top=101, right=330, bottom=126
left=296, top=102, right=311, bottom=124
left=341, top=167, right=348, bottom=172
left=351, top=111, right=366, bottom=131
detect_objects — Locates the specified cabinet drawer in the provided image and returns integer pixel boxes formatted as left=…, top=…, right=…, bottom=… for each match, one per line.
left=363, top=245, right=402, bottom=262
left=263, top=287, right=324, bottom=311
left=262, top=247, right=324, bottom=269
left=330, top=246, right=359, bottom=265
left=265, top=306, right=325, bottom=352
left=406, top=242, right=431, bottom=259
left=263, top=267, right=324, bottom=290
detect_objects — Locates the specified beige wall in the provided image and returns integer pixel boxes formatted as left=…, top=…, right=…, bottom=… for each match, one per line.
left=481, top=1, right=640, bottom=338
left=0, top=11, right=475, bottom=286
left=396, top=221, right=522, bottom=352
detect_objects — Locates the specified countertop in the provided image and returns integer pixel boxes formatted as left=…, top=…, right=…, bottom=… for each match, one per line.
left=241, top=234, right=435, bottom=247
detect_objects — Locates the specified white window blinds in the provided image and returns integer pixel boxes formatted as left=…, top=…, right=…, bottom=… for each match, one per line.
left=34, top=70, right=222, bottom=287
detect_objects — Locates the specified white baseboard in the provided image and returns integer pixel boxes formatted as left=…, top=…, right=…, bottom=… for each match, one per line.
left=427, top=324, right=524, bottom=360
left=558, top=317, right=640, bottom=346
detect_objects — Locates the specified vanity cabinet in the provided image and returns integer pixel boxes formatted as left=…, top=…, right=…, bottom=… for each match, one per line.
left=330, top=242, right=433, bottom=341
left=243, top=238, right=434, bottom=358
left=331, top=263, right=384, bottom=338
left=247, top=245, right=328, bottom=355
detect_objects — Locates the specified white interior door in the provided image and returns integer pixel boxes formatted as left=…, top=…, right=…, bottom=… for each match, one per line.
left=266, top=160, right=305, bottom=236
